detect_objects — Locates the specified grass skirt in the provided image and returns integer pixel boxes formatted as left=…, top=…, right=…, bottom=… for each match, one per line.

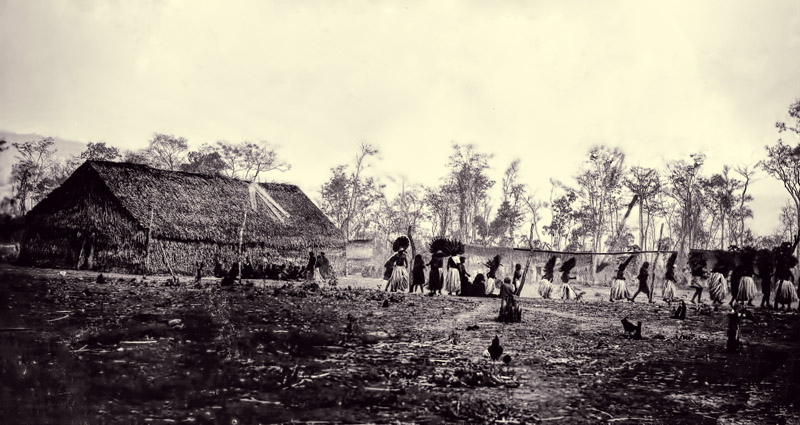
left=736, top=276, right=758, bottom=302
left=559, top=283, right=577, bottom=300
left=707, top=272, right=728, bottom=304
left=609, top=279, right=629, bottom=300
left=388, top=267, right=409, bottom=292
left=690, top=275, right=707, bottom=289
left=662, top=280, right=677, bottom=301
left=538, top=279, right=553, bottom=299
left=775, top=280, right=799, bottom=305
left=485, top=278, right=497, bottom=296
left=445, top=268, right=461, bottom=294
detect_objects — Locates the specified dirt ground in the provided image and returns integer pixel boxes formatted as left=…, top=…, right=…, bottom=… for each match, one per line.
left=1, top=264, right=799, bottom=424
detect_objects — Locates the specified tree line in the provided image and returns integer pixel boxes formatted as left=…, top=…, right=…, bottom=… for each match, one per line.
left=2, top=99, right=800, bottom=261
left=0, top=134, right=289, bottom=215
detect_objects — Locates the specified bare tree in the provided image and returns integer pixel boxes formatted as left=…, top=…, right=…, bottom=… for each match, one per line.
left=319, top=143, right=382, bottom=242
left=146, top=133, right=188, bottom=171
left=624, top=166, right=660, bottom=250
left=761, top=98, right=800, bottom=256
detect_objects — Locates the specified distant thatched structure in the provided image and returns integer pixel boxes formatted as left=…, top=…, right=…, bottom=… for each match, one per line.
left=19, top=161, right=344, bottom=275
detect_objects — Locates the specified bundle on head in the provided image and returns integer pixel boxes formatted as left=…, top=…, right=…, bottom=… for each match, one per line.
left=688, top=251, right=708, bottom=277
left=543, top=256, right=557, bottom=280
left=428, top=238, right=449, bottom=255
left=445, top=239, right=465, bottom=256
left=711, top=250, right=735, bottom=275
left=738, top=247, right=756, bottom=275
left=560, top=257, right=577, bottom=273
left=756, top=249, right=775, bottom=278
left=595, top=260, right=611, bottom=273
left=393, top=236, right=410, bottom=253
left=485, top=255, right=502, bottom=275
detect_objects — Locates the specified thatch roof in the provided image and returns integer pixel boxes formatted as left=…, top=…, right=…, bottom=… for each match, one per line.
left=29, top=161, right=343, bottom=247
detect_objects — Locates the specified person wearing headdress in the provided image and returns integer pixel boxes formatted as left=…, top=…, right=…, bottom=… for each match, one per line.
left=707, top=250, right=734, bottom=305
left=629, top=261, right=651, bottom=303
left=662, top=252, right=678, bottom=302
left=774, top=240, right=799, bottom=310
left=609, top=255, right=634, bottom=302
left=755, top=249, right=775, bottom=309
left=427, top=251, right=444, bottom=296
left=734, top=248, right=758, bottom=306
left=558, top=257, right=578, bottom=300
left=538, top=256, right=556, bottom=299
left=386, top=236, right=410, bottom=292
left=445, top=253, right=462, bottom=295
left=689, top=251, right=709, bottom=304
left=484, top=255, right=502, bottom=296
left=410, top=254, right=427, bottom=293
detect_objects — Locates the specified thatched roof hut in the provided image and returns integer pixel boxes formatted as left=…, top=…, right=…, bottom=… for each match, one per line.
left=19, top=161, right=344, bottom=275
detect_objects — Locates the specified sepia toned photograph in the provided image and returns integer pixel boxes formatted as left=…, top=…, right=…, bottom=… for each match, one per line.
left=1, top=1, right=800, bottom=423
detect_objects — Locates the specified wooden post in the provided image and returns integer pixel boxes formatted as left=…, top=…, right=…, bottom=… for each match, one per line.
left=516, top=223, right=535, bottom=296
left=157, top=239, right=178, bottom=283
left=144, top=207, right=154, bottom=274
left=238, top=210, right=247, bottom=283
left=407, top=225, right=415, bottom=290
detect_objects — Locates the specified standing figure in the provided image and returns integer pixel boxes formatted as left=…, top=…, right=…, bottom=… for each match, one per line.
left=629, top=261, right=651, bottom=302
left=662, top=252, right=678, bottom=302
left=755, top=249, right=775, bottom=309
left=445, top=254, right=462, bottom=295
left=427, top=251, right=444, bottom=296
left=386, top=236, right=410, bottom=292
left=538, top=256, right=556, bottom=299
left=411, top=254, right=426, bottom=293
left=558, top=257, right=578, bottom=300
left=458, top=256, right=472, bottom=296
left=498, top=277, right=522, bottom=322
left=484, top=255, right=502, bottom=296
left=305, top=251, right=317, bottom=282
left=512, top=264, right=523, bottom=286
left=774, top=240, right=799, bottom=310
left=387, top=249, right=409, bottom=292
left=610, top=255, right=634, bottom=302
left=689, top=251, right=708, bottom=304
left=734, top=248, right=758, bottom=306
left=708, top=250, right=734, bottom=305
left=317, top=252, right=330, bottom=279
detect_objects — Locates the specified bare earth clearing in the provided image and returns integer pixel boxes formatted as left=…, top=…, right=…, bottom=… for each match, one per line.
left=1, top=264, right=799, bottom=424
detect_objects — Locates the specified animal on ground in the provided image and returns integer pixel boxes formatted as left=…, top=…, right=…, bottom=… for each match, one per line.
left=487, top=335, right=504, bottom=361
left=621, top=317, right=642, bottom=339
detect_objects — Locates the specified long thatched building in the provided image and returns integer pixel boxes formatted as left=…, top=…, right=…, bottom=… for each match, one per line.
left=18, top=161, right=344, bottom=275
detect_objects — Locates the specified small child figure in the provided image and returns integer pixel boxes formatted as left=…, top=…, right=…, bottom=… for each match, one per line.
left=672, top=300, right=687, bottom=320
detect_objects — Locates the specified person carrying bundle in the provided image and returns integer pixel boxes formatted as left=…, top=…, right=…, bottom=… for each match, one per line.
left=662, top=252, right=678, bottom=302
left=733, top=248, right=758, bottom=306
left=609, top=255, right=634, bottom=302
left=538, top=256, right=556, bottom=299
left=708, top=250, right=734, bottom=305
left=558, top=257, right=578, bottom=300
left=385, top=236, right=410, bottom=292
left=484, top=255, right=502, bottom=296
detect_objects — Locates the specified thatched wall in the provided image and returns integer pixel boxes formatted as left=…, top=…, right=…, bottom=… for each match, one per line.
left=19, top=167, right=147, bottom=271
left=20, top=161, right=345, bottom=275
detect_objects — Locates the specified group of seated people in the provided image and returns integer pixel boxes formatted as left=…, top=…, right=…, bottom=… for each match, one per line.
left=211, top=259, right=306, bottom=282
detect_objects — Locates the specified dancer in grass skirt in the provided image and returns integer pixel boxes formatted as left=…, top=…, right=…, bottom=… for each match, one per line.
left=662, top=252, right=678, bottom=302
left=558, top=257, right=578, bottom=300
left=734, top=248, right=758, bottom=306
left=774, top=240, right=799, bottom=310
left=609, top=255, right=634, bottom=302
left=445, top=254, right=462, bottom=295
left=538, top=256, right=557, bottom=299
left=708, top=250, right=735, bottom=305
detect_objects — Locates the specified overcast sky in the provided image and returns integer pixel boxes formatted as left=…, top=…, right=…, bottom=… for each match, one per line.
left=1, top=0, right=799, bottom=236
